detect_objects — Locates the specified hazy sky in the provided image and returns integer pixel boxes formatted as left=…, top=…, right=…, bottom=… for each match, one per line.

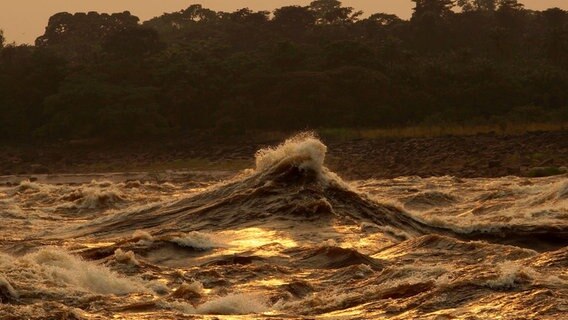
left=1, top=0, right=567, bottom=44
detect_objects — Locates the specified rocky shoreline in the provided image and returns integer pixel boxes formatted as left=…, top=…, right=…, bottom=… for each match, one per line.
left=1, top=130, right=567, bottom=180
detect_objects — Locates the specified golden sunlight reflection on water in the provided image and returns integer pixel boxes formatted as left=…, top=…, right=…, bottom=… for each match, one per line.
left=225, top=227, right=297, bottom=251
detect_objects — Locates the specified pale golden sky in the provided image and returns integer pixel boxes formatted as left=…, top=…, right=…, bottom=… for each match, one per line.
left=1, top=0, right=567, bottom=44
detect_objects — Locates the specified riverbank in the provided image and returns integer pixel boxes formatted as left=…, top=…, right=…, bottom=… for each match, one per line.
left=1, top=130, right=567, bottom=180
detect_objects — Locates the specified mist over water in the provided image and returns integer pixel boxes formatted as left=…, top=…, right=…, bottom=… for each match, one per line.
left=0, top=134, right=567, bottom=319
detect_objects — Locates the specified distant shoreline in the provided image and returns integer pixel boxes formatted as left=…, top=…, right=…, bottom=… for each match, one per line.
left=1, top=128, right=566, bottom=180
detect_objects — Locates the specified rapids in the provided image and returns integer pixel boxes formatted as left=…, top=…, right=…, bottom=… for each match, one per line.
left=0, top=134, right=567, bottom=319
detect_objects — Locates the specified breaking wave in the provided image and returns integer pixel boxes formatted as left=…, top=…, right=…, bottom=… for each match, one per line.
left=1, top=134, right=567, bottom=318
left=0, top=248, right=148, bottom=298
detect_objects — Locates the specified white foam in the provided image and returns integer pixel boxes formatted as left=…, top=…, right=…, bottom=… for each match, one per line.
left=390, top=176, right=568, bottom=234
left=324, top=239, right=338, bottom=247
left=0, top=248, right=148, bottom=297
left=255, top=133, right=327, bottom=176
left=196, top=293, right=268, bottom=315
left=17, top=180, right=42, bottom=192
left=485, top=261, right=533, bottom=289
left=133, top=230, right=154, bottom=242
left=74, top=186, right=124, bottom=209
left=171, top=232, right=226, bottom=250
left=162, top=300, right=197, bottom=313
left=114, top=249, right=140, bottom=266
left=29, top=248, right=148, bottom=294
left=180, top=281, right=204, bottom=296
left=172, top=281, right=204, bottom=298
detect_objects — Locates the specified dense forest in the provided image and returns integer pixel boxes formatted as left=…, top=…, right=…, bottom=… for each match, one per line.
left=0, top=0, right=567, bottom=141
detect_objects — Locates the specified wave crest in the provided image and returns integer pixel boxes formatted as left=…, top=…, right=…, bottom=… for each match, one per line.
left=255, top=133, right=327, bottom=177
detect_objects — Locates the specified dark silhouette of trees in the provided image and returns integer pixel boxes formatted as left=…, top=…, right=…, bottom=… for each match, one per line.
left=412, top=0, right=455, bottom=20
left=273, top=6, right=316, bottom=31
left=309, top=0, right=362, bottom=25
left=411, top=0, right=456, bottom=52
left=541, top=8, right=568, bottom=64
left=181, top=4, right=218, bottom=22
left=36, top=11, right=139, bottom=47
left=102, top=27, right=164, bottom=58
left=457, top=0, right=497, bottom=12
left=0, top=1, right=567, bottom=142
left=498, top=0, right=523, bottom=11
left=367, top=13, right=403, bottom=26
left=35, top=11, right=140, bottom=63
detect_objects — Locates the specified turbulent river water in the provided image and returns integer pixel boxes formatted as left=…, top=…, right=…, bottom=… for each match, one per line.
left=1, top=134, right=567, bottom=319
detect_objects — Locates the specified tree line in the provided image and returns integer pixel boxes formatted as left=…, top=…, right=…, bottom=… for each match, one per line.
left=0, top=0, right=567, bottom=141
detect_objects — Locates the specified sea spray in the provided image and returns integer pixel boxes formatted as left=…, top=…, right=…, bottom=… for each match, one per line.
left=0, top=135, right=567, bottom=318
left=255, top=132, right=327, bottom=176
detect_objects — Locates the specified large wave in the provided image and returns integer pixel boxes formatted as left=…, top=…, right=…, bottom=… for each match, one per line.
left=47, top=133, right=568, bottom=251
left=1, top=134, right=567, bottom=318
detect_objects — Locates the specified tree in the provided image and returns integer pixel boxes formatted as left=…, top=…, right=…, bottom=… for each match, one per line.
left=495, top=0, right=525, bottom=31
left=457, top=0, right=497, bottom=12
left=273, top=6, right=316, bottom=30
left=498, top=0, right=523, bottom=11
left=35, top=11, right=140, bottom=62
left=0, top=45, right=67, bottom=139
left=367, top=13, right=403, bottom=26
left=181, top=4, right=217, bottom=23
left=3, top=2, right=568, bottom=141
left=41, top=76, right=167, bottom=139
left=103, top=27, right=164, bottom=58
left=411, top=0, right=456, bottom=52
left=541, top=8, right=568, bottom=63
left=36, top=11, right=139, bottom=47
left=142, top=5, right=219, bottom=44
left=324, top=40, right=373, bottom=67
left=412, top=0, right=455, bottom=20
left=309, top=0, right=362, bottom=25
left=0, top=29, right=5, bottom=48
left=270, top=41, right=306, bottom=71
left=222, top=8, right=269, bottom=25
